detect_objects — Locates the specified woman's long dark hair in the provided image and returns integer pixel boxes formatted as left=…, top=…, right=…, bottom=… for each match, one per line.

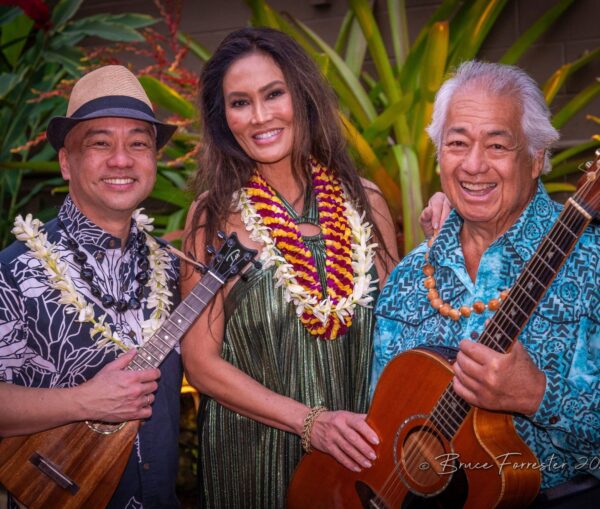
left=186, top=27, right=393, bottom=267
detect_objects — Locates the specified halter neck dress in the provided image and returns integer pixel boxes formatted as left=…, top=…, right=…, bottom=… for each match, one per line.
left=197, top=189, right=378, bottom=508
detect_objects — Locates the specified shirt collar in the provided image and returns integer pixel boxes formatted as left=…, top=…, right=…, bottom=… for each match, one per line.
left=429, top=181, right=558, bottom=266
left=58, top=195, right=138, bottom=252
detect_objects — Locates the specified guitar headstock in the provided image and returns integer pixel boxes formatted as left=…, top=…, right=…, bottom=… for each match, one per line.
left=206, top=232, right=259, bottom=282
left=575, top=149, right=600, bottom=219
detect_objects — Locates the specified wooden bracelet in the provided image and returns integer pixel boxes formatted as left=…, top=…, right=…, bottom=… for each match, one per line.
left=301, top=405, right=327, bottom=453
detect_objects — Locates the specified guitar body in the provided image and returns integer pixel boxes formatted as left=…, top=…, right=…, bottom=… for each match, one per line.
left=0, top=419, right=139, bottom=508
left=287, top=349, right=540, bottom=509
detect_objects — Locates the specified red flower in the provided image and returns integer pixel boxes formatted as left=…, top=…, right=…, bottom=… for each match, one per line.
left=0, top=0, right=52, bottom=31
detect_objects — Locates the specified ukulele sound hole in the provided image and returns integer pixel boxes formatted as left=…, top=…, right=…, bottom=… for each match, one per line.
left=394, top=416, right=452, bottom=497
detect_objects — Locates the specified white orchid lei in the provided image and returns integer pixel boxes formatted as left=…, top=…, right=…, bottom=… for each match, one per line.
left=236, top=190, right=378, bottom=331
left=12, top=210, right=172, bottom=351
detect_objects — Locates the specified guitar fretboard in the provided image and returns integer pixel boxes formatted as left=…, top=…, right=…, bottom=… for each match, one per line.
left=126, top=271, right=223, bottom=371
left=430, top=198, right=592, bottom=440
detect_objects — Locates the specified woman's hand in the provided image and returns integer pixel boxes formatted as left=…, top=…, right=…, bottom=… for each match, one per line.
left=420, top=192, right=452, bottom=237
left=309, top=410, right=379, bottom=472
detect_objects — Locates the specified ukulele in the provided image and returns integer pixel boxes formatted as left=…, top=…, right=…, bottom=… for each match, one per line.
left=287, top=153, right=600, bottom=509
left=0, top=232, right=258, bottom=509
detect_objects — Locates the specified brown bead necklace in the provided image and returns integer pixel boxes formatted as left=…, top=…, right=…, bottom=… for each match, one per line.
left=423, top=234, right=509, bottom=321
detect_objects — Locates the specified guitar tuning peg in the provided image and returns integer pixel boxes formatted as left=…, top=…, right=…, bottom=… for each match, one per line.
left=217, top=230, right=226, bottom=240
left=206, top=245, right=216, bottom=256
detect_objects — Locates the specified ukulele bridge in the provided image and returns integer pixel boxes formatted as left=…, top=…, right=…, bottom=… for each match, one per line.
left=29, top=452, right=79, bottom=494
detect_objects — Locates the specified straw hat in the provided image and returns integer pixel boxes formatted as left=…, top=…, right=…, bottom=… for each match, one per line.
left=46, top=65, right=177, bottom=150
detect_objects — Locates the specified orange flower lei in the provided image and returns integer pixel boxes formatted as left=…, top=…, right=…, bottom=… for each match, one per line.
left=240, top=159, right=376, bottom=339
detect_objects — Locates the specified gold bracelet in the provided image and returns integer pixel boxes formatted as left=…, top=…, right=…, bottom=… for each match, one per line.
left=301, top=405, right=328, bottom=453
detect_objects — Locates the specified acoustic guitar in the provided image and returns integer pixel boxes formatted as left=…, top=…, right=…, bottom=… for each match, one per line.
left=287, top=153, right=600, bottom=509
left=0, top=232, right=258, bottom=509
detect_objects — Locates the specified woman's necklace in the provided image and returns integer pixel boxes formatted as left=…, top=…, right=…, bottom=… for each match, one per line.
left=423, top=233, right=509, bottom=320
left=12, top=210, right=172, bottom=351
left=237, top=159, right=378, bottom=340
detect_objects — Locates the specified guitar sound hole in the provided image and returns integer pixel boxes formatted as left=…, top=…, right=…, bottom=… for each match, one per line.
left=86, top=421, right=126, bottom=434
left=399, top=425, right=449, bottom=494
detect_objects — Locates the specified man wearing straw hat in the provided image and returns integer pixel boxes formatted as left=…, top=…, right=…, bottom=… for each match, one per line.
left=0, top=66, right=181, bottom=508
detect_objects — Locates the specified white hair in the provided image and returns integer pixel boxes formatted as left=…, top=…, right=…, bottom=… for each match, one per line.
left=426, top=61, right=560, bottom=174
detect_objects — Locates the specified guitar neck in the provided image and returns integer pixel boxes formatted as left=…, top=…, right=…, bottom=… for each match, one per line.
left=431, top=197, right=593, bottom=441
left=480, top=198, right=591, bottom=353
left=126, top=270, right=224, bottom=371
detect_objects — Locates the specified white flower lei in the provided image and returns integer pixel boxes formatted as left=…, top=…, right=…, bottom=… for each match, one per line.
left=12, top=210, right=172, bottom=351
left=236, top=190, right=379, bottom=326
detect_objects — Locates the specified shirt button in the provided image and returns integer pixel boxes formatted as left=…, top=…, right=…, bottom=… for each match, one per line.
left=94, top=251, right=104, bottom=261
left=143, top=463, right=151, bottom=470
left=108, top=239, right=116, bottom=248
left=470, top=331, right=479, bottom=340
left=549, top=416, right=559, bottom=424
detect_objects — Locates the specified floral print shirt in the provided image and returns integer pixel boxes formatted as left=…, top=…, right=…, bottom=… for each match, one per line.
left=0, top=196, right=182, bottom=508
left=371, top=183, right=599, bottom=489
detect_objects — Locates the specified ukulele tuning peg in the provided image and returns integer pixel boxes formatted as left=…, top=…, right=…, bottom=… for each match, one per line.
left=217, top=230, right=226, bottom=240
left=240, top=272, right=249, bottom=282
left=252, top=260, right=262, bottom=270
left=206, top=245, right=216, bottom=256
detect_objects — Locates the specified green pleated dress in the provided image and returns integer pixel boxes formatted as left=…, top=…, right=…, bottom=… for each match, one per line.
left=197, top=191, right=378, bottom=508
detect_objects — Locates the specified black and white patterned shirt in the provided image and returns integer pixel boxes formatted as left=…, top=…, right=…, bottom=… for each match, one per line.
left=0, top=195, right=182, bottom=508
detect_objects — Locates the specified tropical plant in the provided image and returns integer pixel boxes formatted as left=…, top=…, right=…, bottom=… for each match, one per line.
left=0, top=0, right=160, bottom=248
left=236, top=0, right=600, bottom=252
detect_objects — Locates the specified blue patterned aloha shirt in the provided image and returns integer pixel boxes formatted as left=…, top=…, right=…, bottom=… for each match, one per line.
left=0, top=195, right=182, bottom=509
left=371, top=182, right=599, bottom=489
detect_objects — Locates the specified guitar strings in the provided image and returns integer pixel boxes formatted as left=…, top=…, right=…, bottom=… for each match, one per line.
left=372, top=171, right=599, bottom=507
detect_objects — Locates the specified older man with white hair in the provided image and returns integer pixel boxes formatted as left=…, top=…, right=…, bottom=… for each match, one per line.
left=371, top=61, right=599, bottom=507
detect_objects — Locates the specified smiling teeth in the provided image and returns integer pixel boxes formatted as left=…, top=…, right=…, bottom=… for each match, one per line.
left=254, top=129, right=281, bottom=140
left=104, top=178, right=133, bottom=185
left=462, top=182, right=495, bottom=191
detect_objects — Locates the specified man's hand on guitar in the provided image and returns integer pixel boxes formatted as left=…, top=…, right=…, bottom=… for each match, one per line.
left=453, top=339, right=547, bottom=416
left=76, top=348, right=160, bottom=422
left=308, top=410, right=379, bottom=473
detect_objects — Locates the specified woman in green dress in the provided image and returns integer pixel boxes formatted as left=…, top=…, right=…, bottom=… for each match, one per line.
left=181, top=27, right=434, bottom=508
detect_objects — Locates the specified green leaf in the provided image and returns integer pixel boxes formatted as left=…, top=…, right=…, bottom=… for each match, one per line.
left=500, top=0, right=575, bottom=65
left=387, top=0, right=409, bottom=71
left=449, top=0, right=508, bottom=65
left=420, top=21, right=449, bottom=100
left=151, top=174, right=191, bottom=207
left=68, top=21, right=146, bottom=42
left=44, top=48, right=84, bottom=76
left=392, top=144, right=424, bottom=252
left=542, top=48, right=600, bottom=105
left=0, top=7, right=22, bottom=26
left=550, top=139, right=600, bottom=167
left=51, top=0, right=84, bottom=28
left=0, top=161, right=60, bottom=173
left=552, top=80, right=600, bottom=129
left=1, top=14, right=33, bottom=67
left=543, top=182, right=576, bottom=194
left=177, top=32, right=211, bottom=63
left=343, top=13, right=368, bottom=77
left=246, top=0, right=281, bottom=28
left=289, top=17, right=376, bottom=122
left=0, top=72, right=21, bottom=100
left=105, top=14, right=157, bottom=29
left=138, top=75, right=197, bottom=119
left=362, top=96, right=412, bottom=143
